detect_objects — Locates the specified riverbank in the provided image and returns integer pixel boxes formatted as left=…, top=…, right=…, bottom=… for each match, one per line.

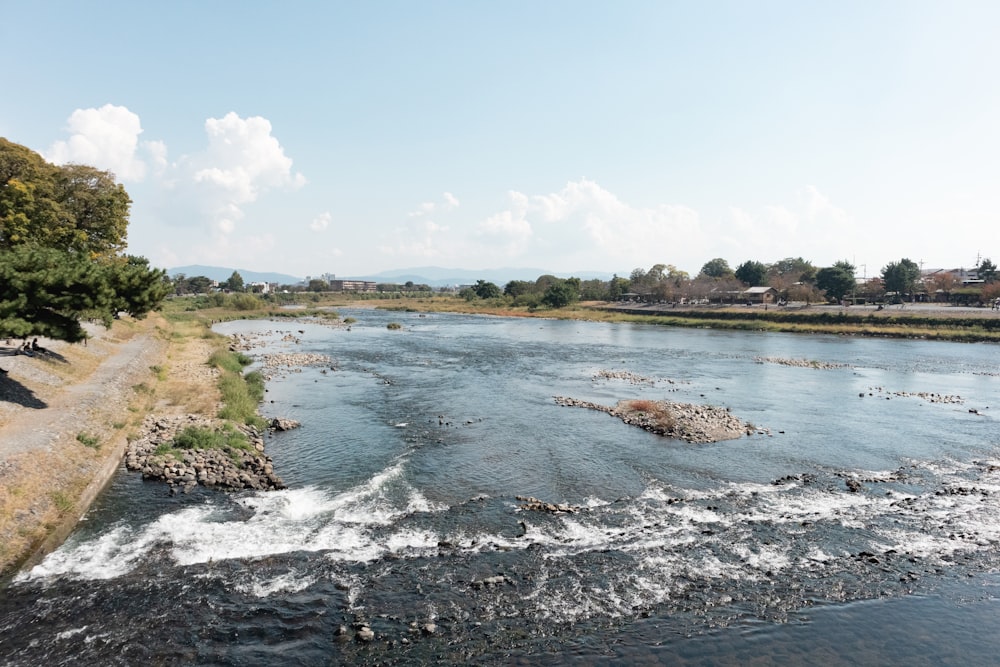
left=323, top=295, right=1000, bottom=342
left=0, top=312, right=229, bottom=579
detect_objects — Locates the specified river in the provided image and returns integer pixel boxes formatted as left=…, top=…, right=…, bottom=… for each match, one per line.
left=2, top=309, right=1000, bottom=665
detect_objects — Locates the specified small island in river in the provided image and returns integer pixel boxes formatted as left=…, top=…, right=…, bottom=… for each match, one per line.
left=554, top=396, right=766, bottom=443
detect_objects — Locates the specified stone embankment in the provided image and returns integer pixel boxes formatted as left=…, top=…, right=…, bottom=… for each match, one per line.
left=554, top=396, right=766, bottom=443
left=125, top=415, right=286, bottom=493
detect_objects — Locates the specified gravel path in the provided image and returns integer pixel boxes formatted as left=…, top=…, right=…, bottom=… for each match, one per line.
left=0, top=333, right=166, bottom=460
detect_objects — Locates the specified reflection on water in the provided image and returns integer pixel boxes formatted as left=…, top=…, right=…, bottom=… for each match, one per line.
left=2, top=310, right=1000, bottom=665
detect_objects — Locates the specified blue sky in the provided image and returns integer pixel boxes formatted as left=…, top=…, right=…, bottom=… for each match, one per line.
left=2, top=1, right=998, bottom=279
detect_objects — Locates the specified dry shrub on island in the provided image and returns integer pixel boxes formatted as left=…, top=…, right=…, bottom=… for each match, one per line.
left=620, top=399, right=676, bottom=432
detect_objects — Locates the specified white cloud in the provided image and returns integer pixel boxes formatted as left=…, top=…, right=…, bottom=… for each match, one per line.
left=474, top=179, right=703, bottom=269
left=46, top=104, right=156, bottom=181
left=191, top=112, right=306, bottom=205
left=409, top=192, right=461, bottom=217
left=310, top=211, right=332, bottom=232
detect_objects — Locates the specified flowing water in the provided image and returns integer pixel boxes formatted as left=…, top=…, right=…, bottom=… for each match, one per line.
left=3, top=309, right=1000, bottom=665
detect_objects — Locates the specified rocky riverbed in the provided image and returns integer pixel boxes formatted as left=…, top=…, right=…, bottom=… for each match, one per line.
left=753, top=356, right=852, bottom=369
left=554, top=396, right=768, bottom=443
left=125, top=414, right=286, bottom=493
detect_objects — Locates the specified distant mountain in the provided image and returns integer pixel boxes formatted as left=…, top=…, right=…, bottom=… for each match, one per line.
left=168, top=265, right=303, bottom=285
left=353, top=266, right=615, bottom=287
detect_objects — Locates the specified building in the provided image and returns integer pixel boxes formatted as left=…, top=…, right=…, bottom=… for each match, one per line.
left=739, top=286, right=778, bottom=304
left=329, top=280, right=377, bottom=292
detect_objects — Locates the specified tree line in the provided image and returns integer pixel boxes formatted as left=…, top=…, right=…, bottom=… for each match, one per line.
left=1, top=138, right=169, bottom=343
left=459, top=256, right=999, bottom=308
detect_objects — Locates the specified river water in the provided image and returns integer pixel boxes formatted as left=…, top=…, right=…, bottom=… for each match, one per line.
left=3, top=309, right=1000, bottom=665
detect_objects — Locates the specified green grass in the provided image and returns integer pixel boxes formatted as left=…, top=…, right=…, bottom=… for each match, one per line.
left=50, top=491, right=74, bottom=513
left=172, top=423, right=252, bottom=451
left=76, top=432, right=100, bottom=448
left=207, top=350, right=267, bottom=428
left=154, top=424, right=254, bottom=466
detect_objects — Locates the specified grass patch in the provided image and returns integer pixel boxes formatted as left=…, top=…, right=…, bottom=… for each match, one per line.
left=50, top=491, right=74, bottom=514
left=75, top=432, right=100, bottom=448
left=208, top=349, right=253, bottom=374
left=154, top=424, right=254, bottom=466
left=173, top=423, right=252, bottom=452
left=208, top=350, right=267, bottom=428
left=150, top=364, right=167, bottom=381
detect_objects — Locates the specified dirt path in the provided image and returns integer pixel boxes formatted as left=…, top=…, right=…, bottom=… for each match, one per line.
left=0, top=335, right=165, bottom=458
left=0, top=319, right=171, bottom=577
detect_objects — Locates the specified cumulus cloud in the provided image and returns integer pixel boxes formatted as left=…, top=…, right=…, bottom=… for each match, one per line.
left=46, top=104, right=157, bottom=181
left=474, top=179, right=703, bottom=270
left=155, top=110, right=309, bottom=268
left=310, top=211, right=332, bottom=232
left=191, top=112, right=306, bottom=204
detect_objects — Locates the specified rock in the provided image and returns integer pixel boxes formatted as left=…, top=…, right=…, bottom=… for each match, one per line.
left=356, top=626, right=375, bottom=642
left=516, top=495, right=578, bottom=514
left=124, top=414, right=285, bottom=492
left=270, top=417, right=301, bottom=431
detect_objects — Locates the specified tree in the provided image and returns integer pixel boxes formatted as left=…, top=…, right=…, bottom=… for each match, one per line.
left=52, top=164, right=131, bottom=258
left=978, top=258, right=997, bottom=283
left=541, top=278, right=580, bottom=308
left=815, top=261, right=856, bottom=302
left=0, top=138, right=167, bottom=342
left=503, top=280, right=533, bottom=298
left=881, top=258, right=921, bottom=299
left=768, top=257, right=816, bottom=284
left=628, top=267, right=647, bottom=292
left=578, top=278, right=607, bottom=301
left=224, top=271, right=245, bottom=292
left=734, top=260, right=768, bottom=287
left=104, top=255, right=171, bottom=318
left=472, top=280, right=501, bottom=299
left=0, top=246, right=165, bottom=342
left=926, top=272, right=959, bottom=302
left=699, top=258, right=733, bottom=279
left=607, top=275, right=631, bottom=300
left=307, top=278, right=328, bottom=292
left=1, top=139, right=131, bottom=258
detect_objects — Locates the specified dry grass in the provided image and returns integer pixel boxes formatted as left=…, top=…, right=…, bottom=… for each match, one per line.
left=0, top=440, right=107, bottom=573
left=0, top=311, right=227, bottom=577
left=619, top=399, right=676, bottom=432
